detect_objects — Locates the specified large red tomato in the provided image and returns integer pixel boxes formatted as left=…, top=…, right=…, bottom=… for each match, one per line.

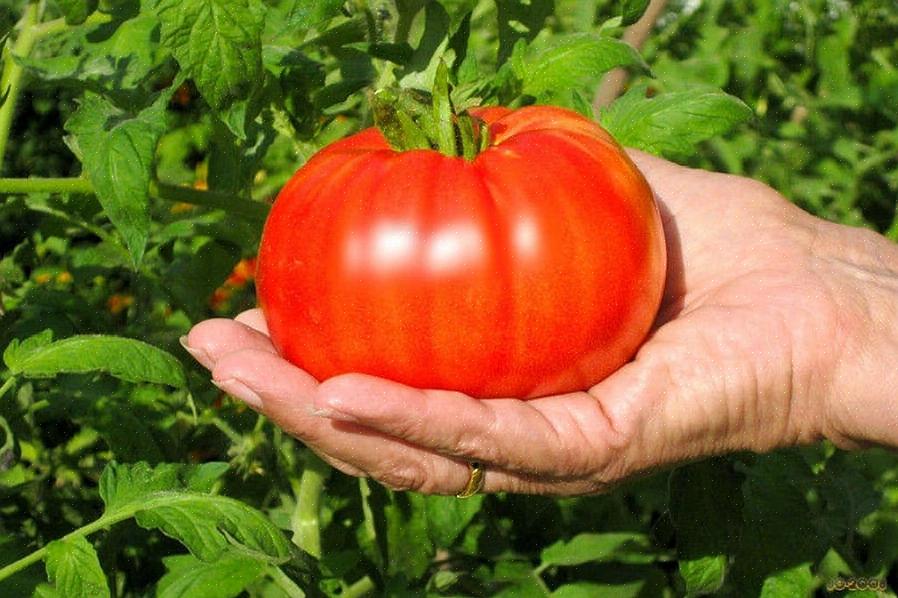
left=256, top=105, right=666, bottom=398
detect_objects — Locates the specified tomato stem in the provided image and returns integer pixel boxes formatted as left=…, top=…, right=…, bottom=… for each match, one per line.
left=370, top=61, right=488, bottom=160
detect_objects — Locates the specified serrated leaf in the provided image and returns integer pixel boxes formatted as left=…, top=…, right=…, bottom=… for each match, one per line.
left=98, top=462, right=289, bottom=563
left=65, top=92, right=169, bottom=266
left=17, top=15, right=165, bottom=94
left=5, top=334, right=186, bottom=387
left=523, top=34, right=646, bottom=100
left=540, top=532, right=657, bottom=567
left=621, top=0, right=650, bottom=26
left=157, top=553, right=266, bottom=598
left=3, top=329, right=53, bottom=371
left=156, top=0, right=265, bottom=108
left=600, top=85, right=753, bottom=159
left=136, top=495, right=290, bottom=562
left=100, top=461, right=228, bottom=510
left=45, top=536, right=110, bottom=598
left=268, top=0, right=344, bottom=35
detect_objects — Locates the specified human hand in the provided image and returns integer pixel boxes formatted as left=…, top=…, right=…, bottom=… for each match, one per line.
left=183, top=151, right=898, bottom=495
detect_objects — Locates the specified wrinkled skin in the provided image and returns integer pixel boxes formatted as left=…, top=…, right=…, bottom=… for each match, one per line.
left=184, top=150, right=898, bottom=495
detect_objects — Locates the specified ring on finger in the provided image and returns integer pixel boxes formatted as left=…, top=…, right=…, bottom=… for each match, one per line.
left=456, top=461, right=485, bottom=499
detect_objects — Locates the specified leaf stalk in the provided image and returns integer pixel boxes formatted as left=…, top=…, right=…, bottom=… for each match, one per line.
left=291, top=453, right=330, bottom=558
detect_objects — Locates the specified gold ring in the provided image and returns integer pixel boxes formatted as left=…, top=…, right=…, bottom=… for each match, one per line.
left=456, top=461, right=485, bottom=498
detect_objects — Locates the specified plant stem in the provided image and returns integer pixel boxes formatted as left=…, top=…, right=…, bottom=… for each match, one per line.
left=0, top=3, right=43, bottom=171
left=269, top=566, right=307, bottom=598
left=593, top=0, right=669, bottom=110
left=0, top=177, right=93, bottom=195
left=30, top=11, right=112, bottom=40
left=0, top=176, right=270, bottom=223
left=0, top=506, right=134, bottom=583
left=290, top=453, right=330, bottom=558
left=0, top=377, right=16, bottom=401
left=343, top=575, right=376, bottom=598
left=152, top=182, right=269, bottom=223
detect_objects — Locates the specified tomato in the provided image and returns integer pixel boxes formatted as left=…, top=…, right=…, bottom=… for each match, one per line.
left=257, top=105, right=666, bottom=398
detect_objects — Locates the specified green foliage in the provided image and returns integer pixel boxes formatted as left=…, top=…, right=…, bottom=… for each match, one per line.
left=0, top=0, right=895, bottom=596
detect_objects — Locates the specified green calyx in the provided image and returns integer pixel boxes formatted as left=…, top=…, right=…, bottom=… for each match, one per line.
left=370, top=62, right=490, bottom=161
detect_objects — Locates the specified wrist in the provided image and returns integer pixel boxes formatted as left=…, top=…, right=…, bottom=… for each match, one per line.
left=812, top=222, right=898, bottom=448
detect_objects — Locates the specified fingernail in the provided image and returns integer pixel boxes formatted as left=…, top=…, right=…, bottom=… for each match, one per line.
left=212, top=377, right=263, bottom=410
left=179, top=335, right=211, bottom=365
left=310, top=399, right=356, bottom=421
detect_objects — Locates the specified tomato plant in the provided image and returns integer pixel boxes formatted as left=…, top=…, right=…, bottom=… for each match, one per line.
left=2, top=0, right=895, bottom=595
left=258, top=104, right=666, bottom=398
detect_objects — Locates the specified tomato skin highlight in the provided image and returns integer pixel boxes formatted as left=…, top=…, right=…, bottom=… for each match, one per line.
left=257, top=106, right=666, bottom=398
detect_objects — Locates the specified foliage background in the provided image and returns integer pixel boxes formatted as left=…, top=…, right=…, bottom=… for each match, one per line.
left=0, top=0, right=896, bottom=596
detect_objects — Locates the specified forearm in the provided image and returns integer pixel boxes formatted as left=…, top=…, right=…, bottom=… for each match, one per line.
left=814, top=221, right=898, bottom=448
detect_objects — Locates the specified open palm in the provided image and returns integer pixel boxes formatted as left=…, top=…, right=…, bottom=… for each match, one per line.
left=185, top=150, right=879, bottom=495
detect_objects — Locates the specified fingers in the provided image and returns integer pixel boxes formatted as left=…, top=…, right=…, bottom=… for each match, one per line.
left=210, top=349, right=587, bottom=494
left=311, top=374, right=625, bottom=479
left=185, top=316, right=276, bottom=370
left=234, top=308, right=269, bottom=335
left=182, top=313, right=632, bottom=494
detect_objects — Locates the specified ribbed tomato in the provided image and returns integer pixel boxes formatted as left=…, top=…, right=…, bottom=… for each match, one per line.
left=256, top=105, right=666, bottom=398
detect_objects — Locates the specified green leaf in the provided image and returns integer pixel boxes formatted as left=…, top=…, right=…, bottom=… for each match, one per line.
left=99, top=462, right=289, bottom=563
left=758, top=563, right=814, bottom=598
left=265, top=0, right=345, bottom=36
left=677, top=556, right=727, bottom=597
left=55, top=0, right=99, bottom=25
left=156, top=0, right=265, bottom=109
left=385, top=493, right=434, bottom=579
left=669, top=459, right=743, bottom=595
left=137, top=495, right=292, bottom=562
left=356, top=478, right=386, bottom=571
left=163, top=239, right=242, bottom=319
left=100, top=461, right=229, bottom=510
left=815, top=454, right=881, bottom=540
left=551, top=579, right=647, bottom=598
left=729, top=451, right=827, bottom=595
left=45, top=536, right=110, bottom=598
left=620, top=0, right=650, bottom=26
left=816, top=16, right=861, bottom=109
left=397, top=1, right=451, bottom=91
left=540, top=532, right=657, bottom=567
left=3, top=329, right=53, bottom=371
left=64, top=92, right=169, bottom=266
left=157, top=553, right=267, bottom=598
left=600, top=85, right=753, bottom=159
left=423, top=493, right=484, bottom=547
left=90, top=400, right=166, bottom=464
left=522, top=34, right=647, bottom=99
left=4, top=333, right=186, bottom=387
left=495, top=0, right=553, bottom=65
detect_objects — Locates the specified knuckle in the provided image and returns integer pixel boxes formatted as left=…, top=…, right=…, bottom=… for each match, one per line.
left=376, top=461, right=429, bottom=493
